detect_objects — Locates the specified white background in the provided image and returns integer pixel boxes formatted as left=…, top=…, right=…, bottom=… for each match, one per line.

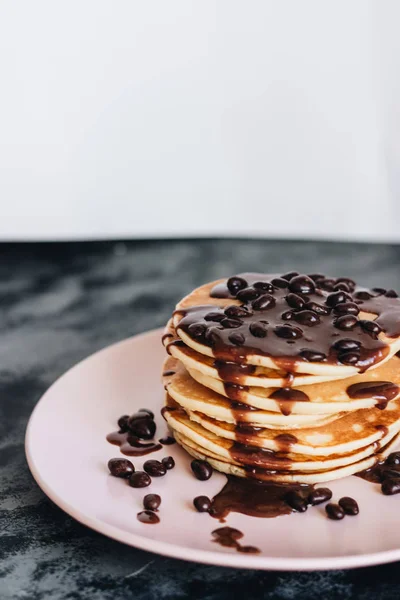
left=1, top=1, right=400, bottom=241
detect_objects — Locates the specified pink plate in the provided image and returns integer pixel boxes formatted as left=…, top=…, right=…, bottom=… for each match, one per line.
left=25, top=329, right=400, bottom=570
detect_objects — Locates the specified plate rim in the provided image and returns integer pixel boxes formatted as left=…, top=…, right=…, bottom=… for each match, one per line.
left=25, top=328, right=400, bottom=571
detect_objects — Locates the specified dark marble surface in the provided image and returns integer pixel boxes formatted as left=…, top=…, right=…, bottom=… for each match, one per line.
left=2, top=238, right=400, bottom=600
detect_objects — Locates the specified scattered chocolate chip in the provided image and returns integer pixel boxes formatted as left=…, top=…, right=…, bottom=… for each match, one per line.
left=228, top=332, right=245, bottom=346
left=381, top=469, right=400, bottom=480
left=308, top=273, right=325, bottom=282
left=333, top=302, right=360, bottom=316
left=319, top=278, right=336, bottom=291
left=129, top=471, right=152, bottom=488
left=335, top=315, right=358, bottom=330
left=249, top=322, right=268, bottom=338
left=299, top=349, right=327, bottom=362
left=326, top=291, right=353, bottom=307
left=224, top=305, right=251, bottom=318
left=385, top=290, right=398, bottom=298
left=334, top=282, right=350, bottom=292
left=274, top=325, right=303, bottom=339
left=236, top=287, right=261, bottom=302
left=355, top=290, right=373, bottom=300
left=281, top=310, right=294, bottom=320
left=308, top=487, right=332, bottom=505
left=271, top=277, right=289, bottom=289
left=227, top=276, right=247, bottom=295
left=143, top=494, right=161, bottom=511
left=191, top=459, right=213, bottom=481
left=220, top=317, right=243, bottom=329
left=108, top=458, right=135, bottom=478
left=128, top=417, right=156, bottom=440
left=333, top=338, right=361, bottom=352
left=382, top=479, right=400, bottom=495
left=325, top=503, right=345, bottom=520
left=137, top=510, right=160, bottom=524
left=204, top=311, right=225, bottom=322
left=205, top=327, right=221, bottom=346
left=358, top=320, right=382, bottom=337
left=285, top=491, right=308, bottom=512
left=286, top=293, right=305, bottom=309
left=253, top=281, right=274, bottom=293
left=159, top=436, right=175, bottom=445
left=386, top=452, right=400, bottom=466
left=117, top=415, right=130, bottom=432
left=293, top=310, right=320, bottom=327
left=162, top=456, right=175, bottom=470
left=188, top=322, right=207, bottom=340
left=252, top=294, right=276, bottom=311
left=281, top=271, right=299, bottom=281
left=373, top=288, right=386, bottom=295
left=336, top=277, right=356, bottom=291
left=338, top=497, right=359, bottom=515
left=139, top=408, right=155, bottom=419
left=339, top=352, right=360, bottom=365
left=288, top=275, right=315, bottom=295
left=193, top=495, right=211, bottom=512
left=143, top=459, right=167, bottom=477
left=304, top=301, right=330, bottom=316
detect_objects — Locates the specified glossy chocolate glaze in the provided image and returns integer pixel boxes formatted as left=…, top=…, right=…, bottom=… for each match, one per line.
left=106, top=431, right=162, bottom=456
left=211, top=526, right=260, bottom=554
left=269, top=388, right=310, bottom=415
left=176, top=273, right=399, bottom=372
left=347, top=381, right=399, bottom=410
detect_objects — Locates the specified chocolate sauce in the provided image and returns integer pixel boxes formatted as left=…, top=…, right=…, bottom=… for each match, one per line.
left=211, top=526, right=260, bottom=554
left=269, top=388, right=310, bottom=415
left=274, top=433, right=298, bottom=450
left=165, top=339, right=185, bottom=355
left=137, top=510, right=160, bottom=524
left=159, top=435, right=176, bottom=445
left=176, top=273, right=400, bottom=372
left=209, top=475, right=312, bottom=520
left=106, top=431, right=162, bottom=456
left=230, top=442, right=292, bottom=470
left=347, top=381, right=399, bottom=410
left=223, top=382, right=249, bottom=401
left=357, top=456, right=400, bottom=484
left=214, top=359, right=256, bottom=383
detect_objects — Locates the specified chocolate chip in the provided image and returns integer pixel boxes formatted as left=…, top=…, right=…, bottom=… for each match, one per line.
left=188, top=322, right=207, bottom=340
left=271, top=277, right=289, bottom=289
left=385, top=290, right=398, bottom=298
left=335, top=315, right=358, bottom=330
left=386, top=452, right=400, bottom=466
left=281, top=310, right=294, bottom=320
left=354, top=290, right=373, bottom=300
left=249, top=322, right=268, bottom=338
left=220, top=317, right=243, bottom=329
left=143, top=494, right=161, bottom=511
left=253, top=281, right=274, bottom=293
left=382, top=469, right=400, bottom=480
left=339, top=352, right=360, bottom=365
left=108, top=458, right=135, bottom=478
left=228, top=332, right=245, bottom=346
left=252, top=294, right=276, bottom=311
left=191, top=459, right=213, bottom=481
left=129, top=471, right=152, bottom=488
left=139, top=409, right=155, bottom=419
left=159, top=435, right=175, bottom=445
left=303, top=301, right=330, bottom=316
left=274, top=325, right=303, bottom=339
left=137, top=510, right=160, bottom=524
left=333, top=302, right=360, bottom=316
left=308, top=487, right=332, bottom=505
left=162, top=456, right=175, bottom=470
left=285, top=491, right=308, bottom=512
left=333, top=338, right=361, bottom=352
left=227, top=276, right=247, bottom=295
left=286, top=293, right=305, bottom=309
left=336, top=277, right=356, bottom=291
left=308, top=273, right=325, bottom=282
left=373, top=288, right=386, bottom=295
left=193, top=495, right=211, bottom=512
left=358, top=320, right=382, bottom=337
left=236, top=287, right=261, bottom=302
left=117, top=415, right=130, bottom=432
left=293, top=310, right=320, bottom=327
left=326, top=291, right=353, bottom=307
left=205, top=327, right=221, bottom=346
left=224, top=305, right=251, bottom=318
left=281, top=271, right=299, bottom=281
left=128, top=417, right=156, bottom=440
left=334, top=282, right=350, bottom=292
left=288, top=275, right=315, bottom=294
left=299, top=349, right=326, bottom=362
left=325, top=503, right=345, bottom=520
left=338, top=497, right=359, bottom=515
left=319, top=278, right=336, bottom=291
left=143, top=459, right=167, bottom=477
left=204, top=311, right=225, bottom=322
left=382, top=479, right=400, bottom=495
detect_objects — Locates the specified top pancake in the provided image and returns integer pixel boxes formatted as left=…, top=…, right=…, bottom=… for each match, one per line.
left=173, top=273, right=400, bottom=376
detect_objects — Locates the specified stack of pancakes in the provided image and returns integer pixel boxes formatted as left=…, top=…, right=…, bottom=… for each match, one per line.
left=162, top=273, right=400, bottom=483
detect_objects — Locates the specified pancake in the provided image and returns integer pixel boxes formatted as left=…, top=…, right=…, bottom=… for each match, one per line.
left=172, top=274, right=400, bottom=376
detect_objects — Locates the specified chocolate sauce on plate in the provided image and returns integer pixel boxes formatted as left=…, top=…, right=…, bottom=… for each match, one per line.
left=211, top=526, right=260, bottom=554
left=106, top=431, right=162, bottom=457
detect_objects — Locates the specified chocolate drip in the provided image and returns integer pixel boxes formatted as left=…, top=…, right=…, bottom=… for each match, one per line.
left=269, top=388, right=310, bottom=416
left=214, top=359, right=256, bottom=383
left=106, top=431, right=162, bottom=456
left=230, top=400, right=258, bottom=422
left=274, top=433, right=298, bottom=450
left=230, top=442, right=292, bottom=469
left=347, top=381, right=399, bottom=409
left=223, top=382, right=249, bottom=401
left=211, top=526, right=260, bottom=554
left=209, top=475, right=312, bottom=520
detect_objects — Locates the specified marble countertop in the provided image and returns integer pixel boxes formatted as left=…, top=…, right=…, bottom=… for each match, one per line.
left=2, top=238, right=400, bottom=600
